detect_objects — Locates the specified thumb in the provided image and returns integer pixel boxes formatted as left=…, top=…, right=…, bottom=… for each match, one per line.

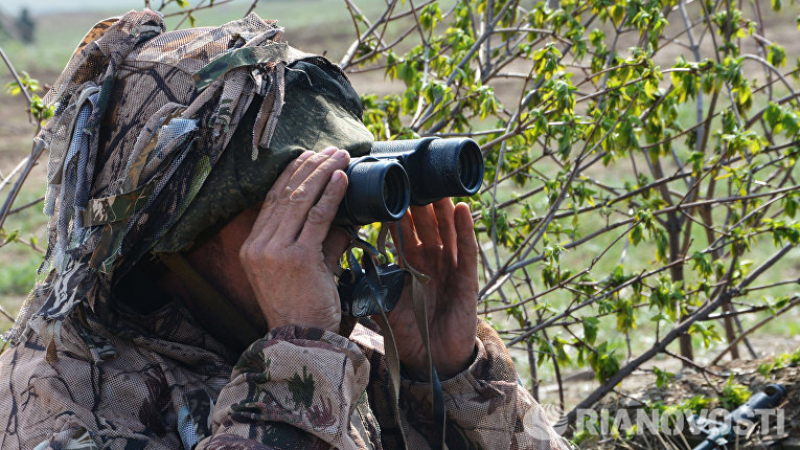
left=322, top=226, right=351, bottom=271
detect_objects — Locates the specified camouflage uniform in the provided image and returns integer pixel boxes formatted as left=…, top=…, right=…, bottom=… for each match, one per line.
left=0, top=10, right=568, bottom=450
left=0, top=293, right=566, bottom=449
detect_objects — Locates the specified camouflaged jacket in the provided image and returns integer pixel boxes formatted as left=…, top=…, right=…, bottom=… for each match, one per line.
left=0, top=292, right=568, bottom=450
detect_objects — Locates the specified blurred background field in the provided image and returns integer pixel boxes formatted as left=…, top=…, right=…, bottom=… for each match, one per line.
left=0, top=0, right=799, bottom=416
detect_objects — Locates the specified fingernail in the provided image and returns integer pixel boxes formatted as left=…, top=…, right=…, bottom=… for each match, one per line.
left=321, top=147, right=338, bottom=156
left=332, top=170, right=345, bottom=182
left=333, top=149, right=348, bottom=160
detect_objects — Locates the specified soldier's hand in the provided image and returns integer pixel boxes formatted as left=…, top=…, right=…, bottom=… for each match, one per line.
left=388, top=198, right=479, bottom=380
left=239, top=147, right=351, bottom=333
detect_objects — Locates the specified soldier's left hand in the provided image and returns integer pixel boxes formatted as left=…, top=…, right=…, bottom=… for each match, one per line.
left=388, top=198, right=479, bottom=380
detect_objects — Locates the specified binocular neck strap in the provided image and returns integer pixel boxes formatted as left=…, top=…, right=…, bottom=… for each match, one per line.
left=349, top=225, right=448, bottom=450
left=343, top=232, right=410, bottom=450
left=390, top=223, right=448, bottom=450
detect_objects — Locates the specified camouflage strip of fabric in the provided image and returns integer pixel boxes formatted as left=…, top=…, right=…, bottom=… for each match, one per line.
left=184, top=388, right=215, bottom=443
left=79, top=108, right=199, bottom=228
left=251, top=80, right=277, bottom=157
left=47, top=85, right=100, bottom=186
left=82, top=182, right=155, bottom=227
left=121, top=107, right=190, bottom=192
left=32, top=428, right=98, bottom=450
left=193, top=43, right=292, bottom=91
left=71, top=17, right=119, bottom=59
left=87, top=222, right=119, bottom=272
left=258, top=62, right=285, bottom=153
left=167, top=155, right=212, bottom=230
left=42, top=11, right=162, bottom=106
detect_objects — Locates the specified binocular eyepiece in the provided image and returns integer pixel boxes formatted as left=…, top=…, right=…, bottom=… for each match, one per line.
left=335, top=137, right=484, bottom=225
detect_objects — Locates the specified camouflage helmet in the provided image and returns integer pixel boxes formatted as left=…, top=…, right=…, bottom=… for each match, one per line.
left=6, top=10, right=372, bottom=348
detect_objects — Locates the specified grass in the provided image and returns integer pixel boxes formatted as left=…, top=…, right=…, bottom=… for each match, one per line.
left=0, top=253, right=40, bottom=296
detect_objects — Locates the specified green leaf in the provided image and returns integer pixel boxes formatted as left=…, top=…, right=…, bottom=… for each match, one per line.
left=398, top=60, right=419, bottom=87
left=583, top=316, right=599, bottom=344
left=765, top=102, right=783, bottom=128
left=419, top=3, right=443, bottom=32
left=643, top=80, right=660, bottom=99
left=5, top=72, right=40, bottom=96
left=720, top=375, right=750, bottom=410
left=30, top=95, right=55, bottom=123
left=653, top=367, right=674, bottom=389
left=768, top=43, right=787, bottom=68
left=551, top=336, right=571, bottom=365
left=615, top=296, right=637, bottom=332
left=629, top=223, right=644, bottom=245
left=588, top=342, right=620, bottom=383
left=4, top=230, right=19, bottom=245
left=654, top=229, right=668, bottom=263
left=5, top=81, right=21, bottom=96
left=688, top=323, right=722, bottom=349
left=781, top=112, right=799, bottom=137
left=691, top=252, right=713, bottom=278
left=784, top=194, right=798, bottom=218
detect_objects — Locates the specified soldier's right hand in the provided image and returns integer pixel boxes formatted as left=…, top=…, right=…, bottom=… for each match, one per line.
left=239, top=147, right=351, bottom=333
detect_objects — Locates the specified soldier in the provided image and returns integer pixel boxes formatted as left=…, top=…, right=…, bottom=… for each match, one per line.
left=17, top=8, right=35, bottom=44
left=0, top=10, right=568, bottom=450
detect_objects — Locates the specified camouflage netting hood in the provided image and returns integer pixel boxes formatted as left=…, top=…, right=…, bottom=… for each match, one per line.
left=5, top=10, right=373, bottom=349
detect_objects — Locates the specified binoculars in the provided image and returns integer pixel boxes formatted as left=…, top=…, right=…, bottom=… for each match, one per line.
left=334, top=137, right=485, bottom=226
left=335, top=137, right=484, bottom=317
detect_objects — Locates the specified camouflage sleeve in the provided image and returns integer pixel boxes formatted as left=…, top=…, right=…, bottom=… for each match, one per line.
left=195, top=325, right=374, bottom=450
left=400, top=320, right=570, bottom=450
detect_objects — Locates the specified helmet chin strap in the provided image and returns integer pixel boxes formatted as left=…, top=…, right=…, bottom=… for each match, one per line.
left=159, top=252, right=263, bottom=351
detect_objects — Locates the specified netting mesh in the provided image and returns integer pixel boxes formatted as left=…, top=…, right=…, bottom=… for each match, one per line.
left=0, top=289, right=238, bottom=449
left=4, top=10, right=295, bottom=349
